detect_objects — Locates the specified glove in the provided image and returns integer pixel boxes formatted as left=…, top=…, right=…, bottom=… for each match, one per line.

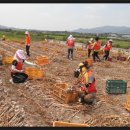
left=80, top=86, right=87, bottom=92
left=85, top=83, right=90, bottom=88
left=19, top=70, right=24, bottom=73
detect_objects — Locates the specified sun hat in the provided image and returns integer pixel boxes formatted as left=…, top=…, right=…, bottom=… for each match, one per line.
left=15, top=49, right=26, bottom=60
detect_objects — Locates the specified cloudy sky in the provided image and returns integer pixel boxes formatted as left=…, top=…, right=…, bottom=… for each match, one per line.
left=0, top=4, right=130, bottom=31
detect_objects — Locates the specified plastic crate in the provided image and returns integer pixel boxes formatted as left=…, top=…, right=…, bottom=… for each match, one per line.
left=124, top=95, right=130, bottom=112
left=2, top=57, right=13, bottom=65
left=53, top=121, right=89, bottom=127
left=25, top=67, right=44, bottom=79
left=80, top=51, right=86, bottom=57
left=117, top=56, right=126, bottom=61
left=35, top=56, right=49, bottom=66
left=98, top=50, right=104, bottom=55
left=106, top=80, right=127, bottom=94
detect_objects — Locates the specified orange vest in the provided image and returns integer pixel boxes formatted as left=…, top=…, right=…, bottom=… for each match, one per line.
left=11, top=60, right=23, bottom=73
left=67, top=39, right=74, bottom=48
left=80, top=70, right=97, bottom=93
left=104, top=41, right=111, bottom=51
left=25, top=35, right=31, bottom=46
left=88, top=42, right=93, bottom=49
left=87, top=70, right=97, bottom=93
left=93, top=41, right=101, bottom=51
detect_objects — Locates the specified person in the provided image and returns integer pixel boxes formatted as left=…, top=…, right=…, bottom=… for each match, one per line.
left=102, top=39, right=113, bottom=60
left=75, top=61, right=97, bottom=105
left=66, top=34, right=75, bottom=60
left=25, top=31, right=31, bottom=57
left=10, top=49, right=37, bottom=84
left=92, top=36, right=101, bottom=62
left=2, top=35, right=6, bottom=41
left=87, top=38, right=94, bottom=58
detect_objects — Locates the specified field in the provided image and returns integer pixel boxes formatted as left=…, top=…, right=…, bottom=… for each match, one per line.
left=0, top=30, right=130, bottom=49
left=0, top=35, right=130, bottom=127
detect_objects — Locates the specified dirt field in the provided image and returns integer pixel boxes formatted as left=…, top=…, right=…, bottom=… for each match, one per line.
left=0, top=40, right=130, bottom=127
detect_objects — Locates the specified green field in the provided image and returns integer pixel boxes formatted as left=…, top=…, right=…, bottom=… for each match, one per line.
left=0, top=30, right=130, bottom=49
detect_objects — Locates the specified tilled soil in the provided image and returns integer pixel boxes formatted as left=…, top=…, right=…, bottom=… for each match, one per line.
left=0, top=40, right=130, bottom=127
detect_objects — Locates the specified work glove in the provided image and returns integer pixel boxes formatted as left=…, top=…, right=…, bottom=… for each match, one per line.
left=85, top=83, right=90, bottom=88
left=19, top=70, right=24, bottom=73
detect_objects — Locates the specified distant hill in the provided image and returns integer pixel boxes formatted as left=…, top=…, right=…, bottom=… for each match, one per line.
left=73, top=26, right=130, bottom=34
left=0, top=25, right=11, bottom=30
left=0, top=25, right=18, bottom=30
left=1, top=24, right=130, bottom=35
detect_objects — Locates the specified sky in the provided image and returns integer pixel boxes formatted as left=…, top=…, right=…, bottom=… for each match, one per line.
left=0, top=3, right=130, bottom=31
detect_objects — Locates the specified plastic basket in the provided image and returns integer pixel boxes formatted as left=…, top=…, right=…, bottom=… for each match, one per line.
left=36, top=56, right=49, bottom=66
left=25, top=67, right=44, bottom=79
left=124, top=95, right=130, bottom=112
left=106, top=80, right=127, bottom=94
left=2, top=57, right=13, bottom=65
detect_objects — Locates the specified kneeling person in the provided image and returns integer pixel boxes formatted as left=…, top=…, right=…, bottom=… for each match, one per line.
left=77, top=62, right=97, bottom=105
left=10, top=49, right=36, bottom=83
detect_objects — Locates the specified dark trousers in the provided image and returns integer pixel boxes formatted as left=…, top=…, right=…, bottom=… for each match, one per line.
left=11, top=72, right=28, bottom=83
left=103, top=50, right=110, bottom=60
left=92, top=51, right=100, bottom=62
left=68, top=48, right=73, bottom=59
left=26, top=45, right=30, bottom=56
left=88, top=49, right=92, bottom=57
left=79, top=91, right=96, bottom=105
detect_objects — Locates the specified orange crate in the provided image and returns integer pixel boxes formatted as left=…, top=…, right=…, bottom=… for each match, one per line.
left=76, top=47, right=83, bottom=51
left=36, top=56, right=49, bottom=66
left=53, top=121, right=89, bottom=127
left=80, top=51, right=86, bottom=57
left=99, top=50, right=104, bottom=55
left=53, top=83, right=78, bottom=104
left=2, top=57, right=13, bottom=65
left=124, top=95, right=130, bottom=112
left=25, top=67, right=44, bottom=79
left=85, top=58, right=93, bottom=67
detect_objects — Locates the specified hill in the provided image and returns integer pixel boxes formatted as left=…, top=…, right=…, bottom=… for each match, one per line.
left=73, top=26, right=130, bottom=34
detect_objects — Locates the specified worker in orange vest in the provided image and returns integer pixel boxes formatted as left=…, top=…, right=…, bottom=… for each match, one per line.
left=25, top=31, right=31, bottom=57
left=92, top=37, right=101, bottom=62
left=75, top=62, right=97, bottom=105
left=103, top=39, right=113, bottom=60
left=66, top=35, right=75, bottom=60
left=10, top=49, right=37, bottom=84
left=87, top=38, right=94, bottom=58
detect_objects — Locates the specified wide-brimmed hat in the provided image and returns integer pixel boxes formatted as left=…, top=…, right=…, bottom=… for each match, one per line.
left=109, top=39, right=113, bottom=43
left=90, top=38, right=94, bottom=41
left=16, top=49, right=26, bottom=60
left=25, top=31, right=29, bottom=35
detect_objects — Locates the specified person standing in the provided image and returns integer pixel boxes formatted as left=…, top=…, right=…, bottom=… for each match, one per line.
left=25, top=31, right=31, bottom=57
left=87, top=38, right=94, bottom=58
left=103, top=39, right=113, bottom=60
left=66, top=34, right=75, bottom=60
left=92, top=37, right=101, bottom=62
